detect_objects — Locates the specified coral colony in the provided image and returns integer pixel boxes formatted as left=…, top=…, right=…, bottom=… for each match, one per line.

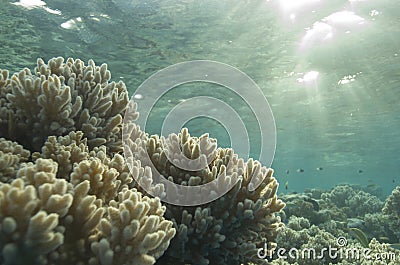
left=1, top=58, right=399, bottom=265
left=0, top=57, right=285, bottom=265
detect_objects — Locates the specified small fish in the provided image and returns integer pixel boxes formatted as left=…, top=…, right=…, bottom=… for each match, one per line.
left=393, top=179, right=395, bottom=183
left=389, top=243, right=400, bottom=250
left=358, top=169, right=363, bottom=173
left=285, top=181, right=289, bottom=190
left=286, top=170, right=290, bottom=174
left=349, top=228, right=369, bottom=248
left=297, top=168, right=304, bottom=173
left=379, top=236, right=390, bottom=243
left=304, top=197, right=320, bottom=211
left=316, top=167, right=323, bottom=171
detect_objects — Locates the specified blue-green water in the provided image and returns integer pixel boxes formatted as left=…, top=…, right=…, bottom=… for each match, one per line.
left=1, top=0, right=399, bottom=195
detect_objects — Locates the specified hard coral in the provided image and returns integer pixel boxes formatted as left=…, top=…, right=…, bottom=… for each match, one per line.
left=383, top=186, right=400, bottom=241
left=1, top=57, right=286, bottom=265
left=321, top=184, right=383, bottom=218
left=0, top=157, right=175, bottom=265
left=0, top=138, right=30, bottom=183
left=0, top=57, right=128, bottom=152
left=126, top=128, right=285, bottom=265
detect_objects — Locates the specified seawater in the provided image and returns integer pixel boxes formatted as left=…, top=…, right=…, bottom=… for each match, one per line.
left=0, top=0, right=399, bottom=195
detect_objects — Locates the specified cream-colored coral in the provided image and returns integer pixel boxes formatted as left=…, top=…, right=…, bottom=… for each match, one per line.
left=286, top=216, right=311, bottom=231
left=0, top=138, right=30, bottom=183
left=90, top=188, right=176, bottom=265
left=1, top=57, right=128, bottom=152
left=127, top=128, right=285, bottom=265
left=0, top=159, right=72, bottom=265
left=70, top=157, right=121, bottom=204
left=32, top=131, right=90, bottom=180
left=0, top=69, right=14, bottom=142
left=0, top=155, right=175, bottom=265
left=33, top=130, right=141, bottom=193
left=35, top=57, right=129, bottom=152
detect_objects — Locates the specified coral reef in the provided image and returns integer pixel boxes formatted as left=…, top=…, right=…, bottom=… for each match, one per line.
left=0, top=138, right=30, bottom=183
left=271, top=184, right=400, bottom=265
left=1, top=57, right=285, bottom=265
left=321, top=184, right=384, bottom=218
left=337, top=238, right=400, bottom=265
left=274, top=224, right=343, bottom=265
left=362, top=213, right=396, bottom=243
left=0, top=57, right=128, bottom=152
left=382, top=186, right=400, bottom=241
left=127, top=128, right=286, bottom=265
left=90, top=187, right=176, bottom=265
left=0, top=157, right=175, bottom=265
left=280, top=193, right=333, bottom=225
left=0, top=57, right=176, bottom=265
left=285, top=216, right=310, bottom=231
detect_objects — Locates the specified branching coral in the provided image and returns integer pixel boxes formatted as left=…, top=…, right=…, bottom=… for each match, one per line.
left=272, top=184, right=400, bottom=265
left=321, top=185, right=356, bottom=208
left=274, top=226, right=334, bottom=265
left=32, top=130, right=135, bottom=193
left=91, top=188, right=176, bottom=265
left=362, top=213, right=396, bottom=243
left=0, top=157, right=175, bottom=265
left=1, top=57, right=285, bottom=265
left=32, top=131, right=90, bottom=180
left=0, top=138, right=30, bottom=183
left=0, top=158, right=74, bottom=265
left=382, top=186, right=400, bottom=241
left=279, top=193, right=331, bottom=225
left=321, top=184, right=383, bottom=218
left=125, top=128, right=285, bottom=265
left=0, top=57, right=128, bottom=152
